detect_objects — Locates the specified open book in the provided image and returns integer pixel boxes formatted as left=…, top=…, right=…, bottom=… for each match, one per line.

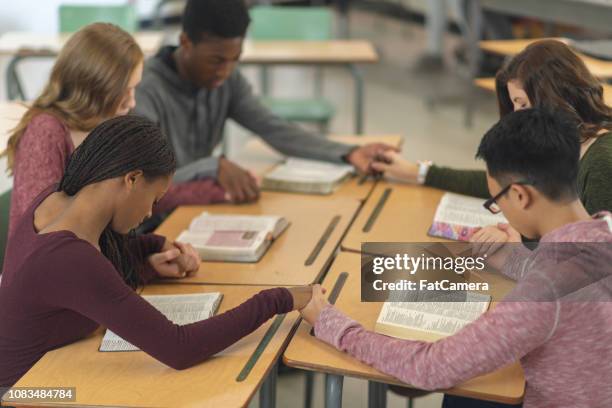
left=428, top=193, right=508, bottom=241
left=262, top=158, right=354, bottom=194
left=176, top=212, right=289, bottom=262
left=375, top=291, right=491, bottom=342
left=100, top=293, right=223, bottom=352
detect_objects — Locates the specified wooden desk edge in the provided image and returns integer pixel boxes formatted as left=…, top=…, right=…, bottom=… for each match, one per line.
left=282, top=329, right=525, bottom=405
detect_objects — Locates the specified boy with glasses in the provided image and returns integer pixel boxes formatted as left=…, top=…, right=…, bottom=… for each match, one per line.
left=300, top=108, right=612, bottom=408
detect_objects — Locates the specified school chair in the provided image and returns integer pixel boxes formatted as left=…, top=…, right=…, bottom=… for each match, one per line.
left=249, top=6, right=336, bottom=132
left=0, top=189, right=12, bottom=271
left=59, top=4, right=138, bottom=33
left=6, top=4, right=139, bottom=101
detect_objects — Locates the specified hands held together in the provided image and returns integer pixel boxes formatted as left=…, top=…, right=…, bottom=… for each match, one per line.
left=288, top=284, right=330, bottom=326
left=149, top=241, right=201, bottom=279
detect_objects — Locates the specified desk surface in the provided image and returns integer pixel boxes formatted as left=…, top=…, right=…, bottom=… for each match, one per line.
left=237, top=134, right=404, bottom=202
left=479, top=38, right=612, bottom=79
left=341, top=181, right=447, bottom=252
left=155, top=193, right=361, bottom=286
left=474, top=77, right=612, bottom=106
left=241, top=40, right=378, bottom=64
left=0, top=31, right=164, bottom=56
left=2, top=284, right=299, bottom=408
left=283, top=252, right=525, bottom=404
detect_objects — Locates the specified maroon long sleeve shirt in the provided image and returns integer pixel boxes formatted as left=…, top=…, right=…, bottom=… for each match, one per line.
left=0, top=187, right=293, bottom=387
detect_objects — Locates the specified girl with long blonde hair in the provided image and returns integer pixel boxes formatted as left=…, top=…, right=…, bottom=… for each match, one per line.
left=4, top=22, right=144, bottom=234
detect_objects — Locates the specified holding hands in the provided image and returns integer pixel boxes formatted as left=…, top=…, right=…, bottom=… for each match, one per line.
left=346, top=143, right=401, bottom=174
left=286, top=284, right=330, bottom=326
left=370, top=151, right=420, bottom=183
left=298, top=284, right=330, bottom=326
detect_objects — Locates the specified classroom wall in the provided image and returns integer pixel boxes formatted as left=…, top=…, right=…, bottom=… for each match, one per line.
left=0, top=1, right=163, bottom=192
left=0, top=0, right=160, bottom=99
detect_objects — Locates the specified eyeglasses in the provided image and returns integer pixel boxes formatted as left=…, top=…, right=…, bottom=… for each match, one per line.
left=483, top=181, right=532, bottom=214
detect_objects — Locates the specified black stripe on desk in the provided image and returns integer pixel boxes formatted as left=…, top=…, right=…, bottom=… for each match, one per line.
left=236, top=314, right=286, bottom=382
left=304, top=215, right=341, bottom=266
left=362, top=188, right=392, bottom=233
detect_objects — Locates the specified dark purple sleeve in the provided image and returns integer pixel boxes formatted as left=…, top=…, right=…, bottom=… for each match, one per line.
left=41, top=239, right=294, bottom=370
left=127, top=234, right=166, bottom=284
left=154, top=179, right=227, bottom=214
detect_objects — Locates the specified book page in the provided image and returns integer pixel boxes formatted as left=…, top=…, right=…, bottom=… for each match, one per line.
left=266, top=158, right=353, bottom=183
left=178, top=230, right=262, bottom=250
left=189, top=213, right=281, bottom=234
left=284, top=158, right=354, bottom=173
left=377, top=292, right=490, bottom=337
left=100, top=293, right=222, bottom=352
left=434, top=193, right=507, bottom=228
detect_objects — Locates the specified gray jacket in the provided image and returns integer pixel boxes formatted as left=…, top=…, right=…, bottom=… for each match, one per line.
left=134, top=46, right=355, bottom=182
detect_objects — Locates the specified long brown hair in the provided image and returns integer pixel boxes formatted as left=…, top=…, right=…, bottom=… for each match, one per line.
left=3, top=23, right=143, bottom=173
left=495, top=39, right=612, bottom=142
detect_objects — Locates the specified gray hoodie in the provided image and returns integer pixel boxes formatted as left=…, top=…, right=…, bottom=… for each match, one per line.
left=135, top=46, right=356, bottom=182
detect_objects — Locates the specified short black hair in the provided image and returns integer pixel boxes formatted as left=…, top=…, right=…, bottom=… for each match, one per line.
left=476, top=108, right=580, bottom=201
left=183, top=0, right=251, bottom=43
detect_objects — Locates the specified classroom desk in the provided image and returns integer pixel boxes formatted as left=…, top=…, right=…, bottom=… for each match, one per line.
left=0, top=31, right=164, bottom=100
left=1, top=283, right=298, bottom=408
left=0, top=102, right=26, bottom=150
left=240, top=40, right=379, bottom=134
left=341, top=181, right=448, bottom=253
left=474, top=77, right=612, bottom=106
left=479, top=38, right=612, bottom=79
left=155, top=193, right=361, bottom=286
left=0, top=31, right=164, bottom=56
left=235, top=134, right=404, bottom=202
left=283, top=252, right=525, bottom=407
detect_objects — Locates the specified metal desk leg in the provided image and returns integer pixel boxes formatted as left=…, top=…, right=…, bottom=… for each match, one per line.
left=349, top=64, right=364, bottom=134
left=260, top=363, right=278, bottom=408
left=6, top=56, right=26, bottom=101
left=464, top=0, right=483, bottom=128
left=304, top=371, right=314, bottom=408
left=368, top=381, right=388, bottom=408
left=325, top=374, right=344, bottom=408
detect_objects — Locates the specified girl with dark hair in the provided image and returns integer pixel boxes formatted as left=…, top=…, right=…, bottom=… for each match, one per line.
left=0, top=115, right=313, bottom=388
left=372, top=39, right=612, bottom=215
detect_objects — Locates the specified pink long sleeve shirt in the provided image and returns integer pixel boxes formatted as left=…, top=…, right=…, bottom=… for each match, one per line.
left=315, top=213, right=612, bottom=408
left=9, top=113, right=226, bottom=235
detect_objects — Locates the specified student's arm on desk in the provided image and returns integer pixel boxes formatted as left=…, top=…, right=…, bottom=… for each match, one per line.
left=314, top=295, right=556, bottom=390
left=154, top=179, right=227, bottom=214
left=227, top=71, right=356, bottom=164
left=42, top=240, right=294, bottom=370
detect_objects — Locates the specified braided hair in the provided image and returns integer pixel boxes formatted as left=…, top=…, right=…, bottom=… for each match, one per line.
left=59, top=115, right=176, bottom=288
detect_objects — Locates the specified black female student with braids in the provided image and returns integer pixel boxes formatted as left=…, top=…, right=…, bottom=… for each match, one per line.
left=0, top=115, right=315, bottom=388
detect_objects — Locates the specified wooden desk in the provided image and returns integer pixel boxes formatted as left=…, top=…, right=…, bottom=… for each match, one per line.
left=474, top=77, right=612, bottom=106
left=283, top=252, right=525, bottom=406
left=236, top=134, right=404, bottom=202
left=0, top=31, right=164, bottom=56
left=0, top=102, right=26, bottom=150
left=155, top=193, right=360, bottom=286
left=341, top=181, right=447, bottom=252
left=479, top=38, right=612, bottom=79
left=240, top=40, right=379, bottom=134
left=2, top=283, right=298, bottom=408
left=241, top=40, right=378, bottom=65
